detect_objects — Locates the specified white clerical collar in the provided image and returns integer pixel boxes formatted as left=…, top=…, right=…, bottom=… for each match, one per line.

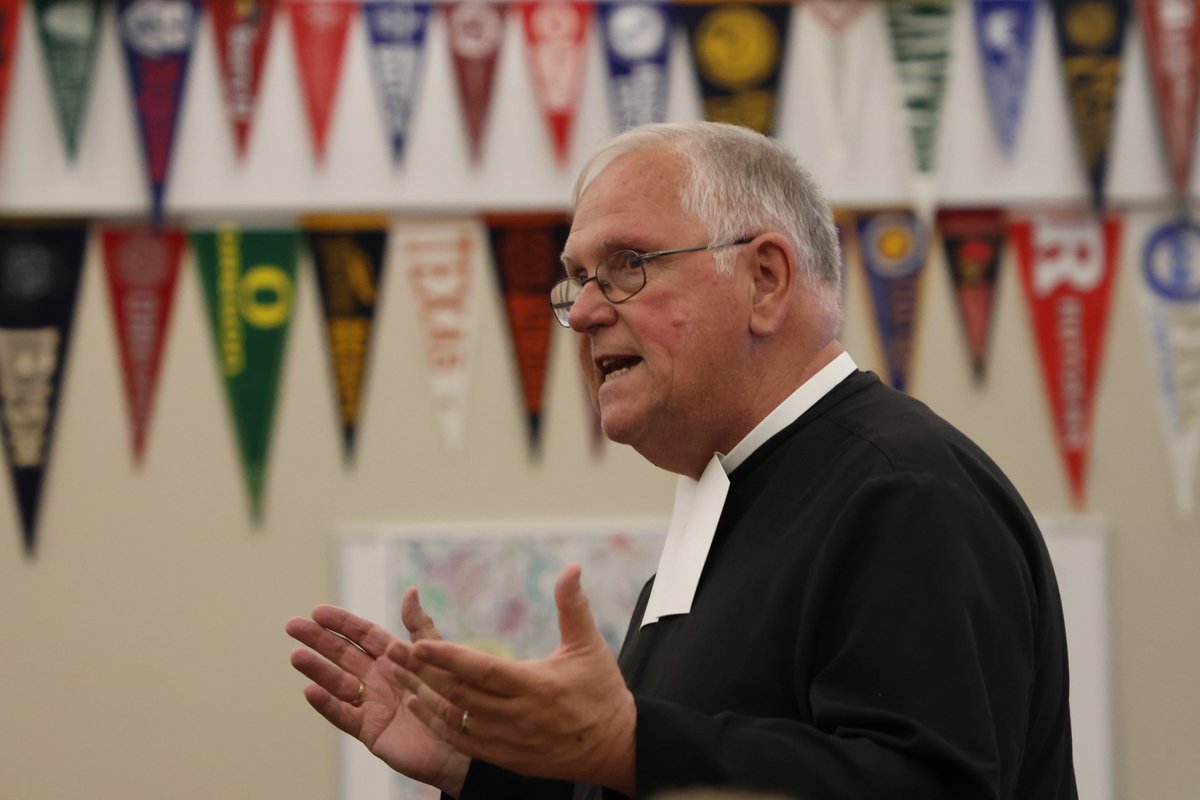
left=641, top=352, right=858, bottom=627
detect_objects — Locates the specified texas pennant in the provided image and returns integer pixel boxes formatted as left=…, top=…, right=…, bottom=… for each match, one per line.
left=33, top=0, right=103, bottom=161
left=100, top=225, right=184, bottom=465
left=1139, top=0, right=1200, bottom=204
left=487, top=213, right=569, bottom=457
left=596, top=1, right=672, bottom=132
left=1139, top=218, right=1200, bottom=517
left=857, top=210, right=930, bottom=394
left=289, top=0, right=356, bottom=164
left=192, top=226, right=298, bottom=522
left=207, top=0, right=278, bottom=160
left=445, top=1, right=506, bottom=165
left=394, top=217, right=484, bottom=452
left=803, top=1, right=872, bottom=170
left=520, top=2, right=591, bottom=167
left=363, top=1, right=431, bottom=165
left=0, top=222, right=87, bottom=556
left=677, top=1, right=793, bottom=136
left=1050, top=0, right=1131, bottom=211
left=117, top=0, right=202, bottom=224
left=0, top=0, right=19, bottom=157
left=937, top=208, right=1007, bottom=381
left=1010, top=211, right=1121, bottom=508
left=303, top=215, right=388, bottom=463
left=972, top=0, right=1038, bottom=159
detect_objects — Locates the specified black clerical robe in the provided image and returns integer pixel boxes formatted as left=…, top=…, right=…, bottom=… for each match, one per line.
left=455, top=371, right=1077, bottom=799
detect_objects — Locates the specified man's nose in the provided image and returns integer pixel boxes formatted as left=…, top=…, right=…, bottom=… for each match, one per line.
left=567, top=278, right=616, bottom=331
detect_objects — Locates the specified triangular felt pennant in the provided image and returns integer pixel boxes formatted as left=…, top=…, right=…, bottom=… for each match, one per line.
left=445, top=1, right=506, bottom=166
left=596, top=1, right=672, bottom=133
left=1139, top=0, right=1200, bottom=205
left=1049, top=0, right=1131, bottom=211
left=803, top=1, right=873, bottom=170
left=393, top=217, right=484, bottom=452
left=486, top=212, right=570, bottom=457
left=0, top=0, right=19, bottom=157
left=1010, top=211, right=1120, bottom=508
left=302, top=214, right=388, bottom=463
left=207, top=0, right=278, bottom=161
left=1139, top=217, right=1200, bottom=518
left=971, top=0, right=1038, bottom=159
left=288, top=0, right=356, bottom=165
left=100, top=225, right=184, bottom=465
left=362, top=1, right=432, bottom=165
left=936, top=207, right=1008, bottom=381
left=33, top=0, right=104, bottom=162
left=192, top=225, right=299, bottom=523
left=677, top=0, right=793, bottom=135
left=116, top=0, right=202, bottom=224
left=0, top=222, right=87, bottom=556
left=857, top=209, right=930, bottom=394
left=520, top=1, right=592, bottom=167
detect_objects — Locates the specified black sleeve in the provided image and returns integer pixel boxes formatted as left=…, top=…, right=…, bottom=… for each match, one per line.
left=451, top=759, right=577, bottom=800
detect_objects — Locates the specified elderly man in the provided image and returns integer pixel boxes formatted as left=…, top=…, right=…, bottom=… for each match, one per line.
left=287, top=122, right=1077, bottom=799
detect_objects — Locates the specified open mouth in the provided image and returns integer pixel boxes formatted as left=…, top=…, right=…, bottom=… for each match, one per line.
left=599, top=356, right=641, bottom=383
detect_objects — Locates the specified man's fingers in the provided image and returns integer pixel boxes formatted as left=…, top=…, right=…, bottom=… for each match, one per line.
left=388, top=641, right=515, bottom=718
left=301, top=683, right=363, bottom=739
left=554, top=564, right=599, bottom=649
left=290, top=648, right=371, bottom=705
left=401, top=588, right=443, bottom=642
left=286, top=617, right=375, bottom=676
left=408, top=639, right=533, bottom=697
left=309, top=604, right=397, bottom=659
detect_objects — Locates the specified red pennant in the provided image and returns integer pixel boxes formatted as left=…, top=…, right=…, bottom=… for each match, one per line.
left=445, top=1, right=507, bottom=165
left=1139, top=0, right=1200, bottom=201
left=520, top=1, right=591, bottom=167
left=1010, top=211, right=1121, bottom=507
left=288, top=0, right=356, bottom=164
left=0, top=0, right=20, bottom=152
left=937, top=208, right=1008, bottom=381
left=208, top=0, right=279, bottom=160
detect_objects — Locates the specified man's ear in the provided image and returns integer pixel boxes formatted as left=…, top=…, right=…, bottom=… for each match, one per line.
left=748, top=234, right=795, bottom=336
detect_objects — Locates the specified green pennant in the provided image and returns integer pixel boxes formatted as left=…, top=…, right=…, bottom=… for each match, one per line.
left=192, top=226, right=298, bottom=523
left=884, top=1, right=955, bottom=176
left=33, top=0, right=103, bottom=161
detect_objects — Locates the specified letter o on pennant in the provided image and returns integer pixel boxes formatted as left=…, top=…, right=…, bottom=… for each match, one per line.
left=238, top=265, right=293, bottom=329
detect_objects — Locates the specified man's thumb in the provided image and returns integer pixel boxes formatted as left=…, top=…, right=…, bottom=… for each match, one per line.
left=555, top=563, right=597, bottom=646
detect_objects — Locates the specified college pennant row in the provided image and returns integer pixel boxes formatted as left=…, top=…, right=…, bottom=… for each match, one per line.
left=521, top=1, right=592, bottom=167
left=117, top=0, right=201, bottom=224
left=1050, top=0, right=1131, bottom=211
left=303, top=215, right=388, bottom=463
left=1010, top=211, right=1121, bottom=508
left=207, top=0, right=277, bottom=161
left=445, top=1, right=506, bottom=166
left=487, top=212, right=570, bottom=457
left=857, top=210, right=931, bottom=394
left=803, top=0, right=873, bottom=170
left=100, top=225, right=184, bottom=465
left=937, top=208, right=1008, bottom=381
left=0, top=222, right=87, bottom=556
left=363, top=0, right=431, bottom=166
left=192, top=225, right=299, bottom=522
left=394, top=217, right=484, bottom=452
left=1138, top=0, right=1200, bottom=206
left=289, top=0, right=356, bottom=165
left=677, top=0, right=793, bottom=136
left=972, top=0, right=1038, bottom=159
left=1139, top=217, right=1200, bottom=518
left=597, top=1, right=672, bottom=133
left=33, top=0, right=103, bottom=162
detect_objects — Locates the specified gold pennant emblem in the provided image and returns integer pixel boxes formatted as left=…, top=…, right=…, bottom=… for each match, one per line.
left=694, top=5, right=778, bottom=91
left=1065, top=2, right=1116, bottom=51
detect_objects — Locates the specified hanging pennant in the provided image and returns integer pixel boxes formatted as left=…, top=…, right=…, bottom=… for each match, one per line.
left=192, top=225, right=299, bottom=522
left=857, top=210, right=930, bottom=394
left=596, top=1, right=672, bottom=132
left=1010, top=211, right=1121, bottom=508
left=486, top=212, right=570, bottom=457
left=117, top=0, right=202, bottom=224
left=1049, top=0, right=1131, bottom=211
left=207, top=0, right=278, bottom=160
left=803, top=0, right=872, bottom=170
left=363, top=1, right=431, bottom=165
left=0, top=0, right=18, bottom=158
left=972, top=0, right=1038, bottom=159
left=288, top=0, right=356, bottom=164
left=677, top=0, right=793, bottom=136
left=0, top=222, right=87, bottom=556
left=520, top=1, right=591, bottom=167
left=100, top=225, right=184, bottom=465
left=445, top=1, right=506, bottom=166
left=33, top=0, right=103, bottom=162
left=303, top=214, right=388, bottom=463
left=1139, top=217, right=1200, bottom=518
left=1139, top=0, right=1200, bottom=205
left=394, top=218, right=484, bottom=452
left=937, top=207, right=1008, bottom=381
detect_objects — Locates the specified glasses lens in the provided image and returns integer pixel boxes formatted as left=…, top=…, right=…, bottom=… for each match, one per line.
left=549, top=278, right=578, bottom=326
left=598, top=250, right=647, bottom=301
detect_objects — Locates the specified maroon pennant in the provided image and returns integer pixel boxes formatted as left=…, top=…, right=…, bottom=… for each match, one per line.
left=1139, top=0, right=1200, bottom=203
left=446, top=1, right=507, bottom=165
left=936, top=208, right=1007, bottom=381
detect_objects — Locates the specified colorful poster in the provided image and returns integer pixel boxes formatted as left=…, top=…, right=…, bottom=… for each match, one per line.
left=363, top=1, right=431, bottom=165
left=0, top=222, right=87, bottom=555
left=207, top=0, right=278, bottom=160
left=192, top=226, right=299, bottom=522
left=803, top=0, right=872, bottom=170
left=937, top=208, right=1008, bottom=381
left=117, top=0, right=202, bottom=223
left=1010, top=211, right=1121, bottom=508
left=677, top=1, right=793, bottom=136
left=100, top=225, right=184, bottom=464
left=1139, top=0, right=1200, bottom=204
left=520, top=1, right=592, bottom=167
left=596, top=1, right=672, bottom=132
left=304, top=215, right=389, bottom=463
left=445, top=1, right=506, bottom=165
left=0, top=0, right=18, bottom=157
left=33, top=0, right=103, bottom=161
left=972, top=0, right=1038, bottom=158
left=288, top=0, right=356, bottom=164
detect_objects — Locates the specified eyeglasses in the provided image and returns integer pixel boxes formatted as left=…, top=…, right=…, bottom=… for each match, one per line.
left=549, top=238, right=752, bottom=328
